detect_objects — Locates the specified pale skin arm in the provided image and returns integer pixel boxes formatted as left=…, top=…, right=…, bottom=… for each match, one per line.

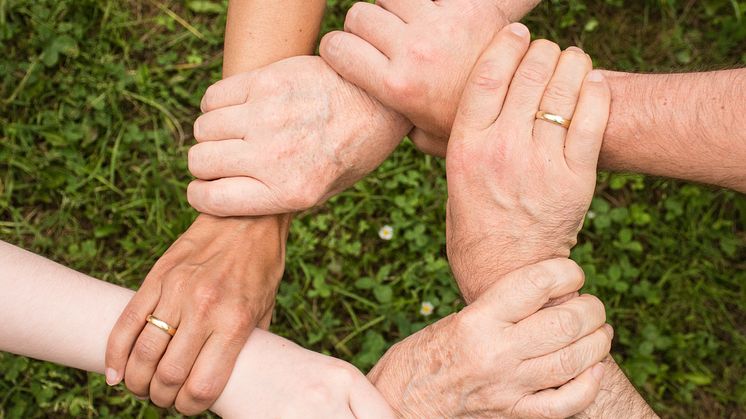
left=0, top=240, right=394, bottom=418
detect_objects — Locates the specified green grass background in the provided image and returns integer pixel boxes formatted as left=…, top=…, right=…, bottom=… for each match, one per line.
left=1, top=0, right=745, bottom=417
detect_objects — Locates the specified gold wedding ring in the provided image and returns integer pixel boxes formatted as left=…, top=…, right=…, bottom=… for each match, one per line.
left=536, top=111, right=572, bottom=129
left=146, top=314, right=177, bottom=337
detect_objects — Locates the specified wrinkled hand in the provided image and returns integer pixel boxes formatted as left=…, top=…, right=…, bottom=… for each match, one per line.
left=215, top=331, right=394, bottom=419
left=105, top=214, right=289, bottom=415
left=445, top=25, right=610, bottom=302
left=187, top=55, right=410, bottom=217
left=369, top=259, right=613, bottom=418
left=320, top=0, right=540, bottom=155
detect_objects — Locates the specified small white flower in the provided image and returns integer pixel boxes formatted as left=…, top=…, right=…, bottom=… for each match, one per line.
left=378, top=225, right=394, bottom=241
left=586, top=211, right=597, bottom=220
left=419, top=301, right=434, bottom=316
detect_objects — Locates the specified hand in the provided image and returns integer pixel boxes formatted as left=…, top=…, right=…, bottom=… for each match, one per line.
left=105, top=214, right=289, bottom=415
left=369, top=259, right=613, bottom=418
left=444, top=25, right=610, bottom=302
left=320, top=0, right=540, bottom=156
left=187, top=55, right=411, bottom=217
left=214, top=331, right=395, bottom=419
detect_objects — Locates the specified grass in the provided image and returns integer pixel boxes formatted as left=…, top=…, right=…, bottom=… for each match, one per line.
left=1, top=0, right=745, bottom=417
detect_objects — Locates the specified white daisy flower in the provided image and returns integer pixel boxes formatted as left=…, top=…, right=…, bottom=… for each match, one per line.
left=378, top=225, right=394, bottom=241
left=419, top=301, right=434, bottom=316
left=586, top=210, right=597, bottom=220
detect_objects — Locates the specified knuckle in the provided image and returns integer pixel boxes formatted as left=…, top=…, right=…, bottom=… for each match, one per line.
left=406, top=40, right=438, bottom=64
left=156, top=363, right=189, bottom=387
left=583, top=294, right=607, bottom=322
left=523, top=263, right=554, bottom=292
left=532, top=39, right=561, bottom=55
left=515, top=61, right=551, bottom=85
left=304, top=383, right=336, bottom=407
left=120, top=306, right=145, bottom=330
left=556, top=345, right=582, bottom=378
left=192, top=285, right=223, bottom=318
left=344, top=3, right=364, bottom=28
left=471, top=60, right=507, bottom=92
left=554, top=308, right=583, bottom=341
left=543, top=82, right=577, bottom=103
left=184, top=379, right=221, bottom=405
left=286, top=188, right=318, bottom=211
left=383, top=73, right=416, bottom=100
left=133, top=334, right=163, bottom=362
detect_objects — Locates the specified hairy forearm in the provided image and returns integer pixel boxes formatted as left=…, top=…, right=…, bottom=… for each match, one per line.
left=0, top=241, right=296, bottom=418
left=601, top=69, right=746, bottom=192
left=572, top=356, right=658, bottom=419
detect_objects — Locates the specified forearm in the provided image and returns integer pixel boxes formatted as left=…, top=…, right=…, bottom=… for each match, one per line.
left=571, top=356, right=658, bottom=419
left=223, top=0, right=325, bottom=77
left=600, top=69, right=746, bottom=192
left=203, top=0, right=326, bottom=294
left=0, top=241, right=290, bottom=417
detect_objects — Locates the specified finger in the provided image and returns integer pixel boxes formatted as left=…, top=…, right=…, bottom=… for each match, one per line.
left=187, top=178, right=284, bottom=217
left=512, top=293, right=607, bottom=358
left=375, top=0, right=434, bottom=22
left=453, top=23, right=531, bottom=131
left=344, top=2, right=405, bottom=56
left=500, top=39, right=562, bottom=131
left=533, top=47, right=592, bottom=156
left=105, top=281, right=160, bottom=386
left=257, top=305, right=273, bottom=330
left=188, top=140, right=254, bottom=180
left=319, top=31, right=389, bottom=103
left=124, top=301, right=181, bottom=398
left=149, top=321, right=211, bottom=408
left=193, top=104, right=252, bottom=143
left=174, top=334, right=245, bottom=416
left=200, top=71, right=257, bottom=112
left=469, top=258, right=586, bottom=323
left=514, top=362, right=605, bottom=419
left=409, top=128, right=447, bottom=157
left=521, top=324, right=613, bottom=389
left=348, top=375, right=397, bottom=419
left=564, top=70, right=610, bottom=173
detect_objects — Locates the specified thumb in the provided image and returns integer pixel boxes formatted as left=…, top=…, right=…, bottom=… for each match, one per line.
left=409, top=128, right=448, bottom=157
left=470, top=258, right=586, bottom=323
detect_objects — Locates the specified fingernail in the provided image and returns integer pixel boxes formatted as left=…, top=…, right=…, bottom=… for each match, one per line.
left=566, top=46, right=584, bottom=53
left=587, top=70, right=604, bottom=82
left=509, top=23, right=529, bottom=37
left=193, top=119, right=201, bottom=137
left=325, top=33, right=342, bottom=55
left=135, top=395, right=149, bottom=401
left=105, top=368, right=120, bottom=386
left=592, top=363, right=605, bottom=381
left=604, top=323, right=614, bottom=340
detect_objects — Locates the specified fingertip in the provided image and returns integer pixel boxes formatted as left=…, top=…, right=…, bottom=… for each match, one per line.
left=106, top=367, right=121, bottom=386
left=186, top=180, right=208, bottom=212
left=587, top=70, right=605, bottom=83
left=507, top=22, right=529, bottom=39
left=591, top=362, right=605, bottom=382
left=319, top=31, right=343, bottom=57
left=604, top=323, right=614, bottom=340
